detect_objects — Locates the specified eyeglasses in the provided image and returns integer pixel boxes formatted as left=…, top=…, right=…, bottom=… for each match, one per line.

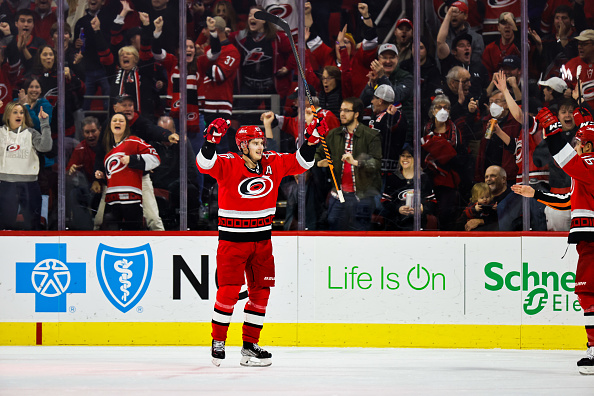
left=339, top=108, right=355, bottom=113
left=453, top=78, right=471, bottom=84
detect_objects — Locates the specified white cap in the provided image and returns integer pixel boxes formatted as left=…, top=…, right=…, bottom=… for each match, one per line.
left=378, top=43, right=398, bottom=56
left=374, top=84, right=395, bottom=103
left=538, top=77, right=567, bottom=94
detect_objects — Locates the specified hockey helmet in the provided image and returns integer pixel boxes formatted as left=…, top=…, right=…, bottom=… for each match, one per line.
left=235, top=125, right=266, bottom=151
left=576, top=123, right=594, bottom=144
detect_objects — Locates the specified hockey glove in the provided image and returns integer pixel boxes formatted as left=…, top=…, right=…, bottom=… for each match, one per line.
left=574, top=106, right=594, bottom=126
left=536, top=107, right=562, bottom=138
left=205, top=118, right=230, bottom=144
left=304, top=118, right=329, bottom=145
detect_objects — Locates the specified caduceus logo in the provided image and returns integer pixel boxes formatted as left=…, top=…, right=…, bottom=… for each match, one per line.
left=114, top=258, right=133, bottom=302
left=96, top=244, right=153, bottom=313
left=105, top=153, right=127, bottom=178
left=238, top=176, right=274, bottom=199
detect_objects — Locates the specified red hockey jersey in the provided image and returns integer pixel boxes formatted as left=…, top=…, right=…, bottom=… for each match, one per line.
left=197, top=43, right=240, bottom=116
left=196, top=148, right=312, bottom=241
left=564, top=57, right=594, bottom=107
left=546, top=132, right=594, bottom=243
left=104, top=136, right=160, bottom=205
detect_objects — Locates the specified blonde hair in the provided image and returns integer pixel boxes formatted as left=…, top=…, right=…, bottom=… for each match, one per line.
left=3, top=102, right=34, bottom=129
left=118, top=46, right=139, bottom=64
left=470, top=182, right=492, bottom=204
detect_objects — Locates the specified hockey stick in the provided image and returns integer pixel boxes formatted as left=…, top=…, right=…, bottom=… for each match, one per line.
left=577, top=65, right=584, bottom=109
left=255, top=10, right=345, bottom=203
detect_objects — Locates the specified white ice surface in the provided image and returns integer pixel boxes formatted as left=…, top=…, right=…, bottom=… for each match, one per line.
left=1, top=346, right=593, bottom=395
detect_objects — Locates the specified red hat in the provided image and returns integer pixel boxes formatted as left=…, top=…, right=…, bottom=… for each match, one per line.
left=396, top=18, right=412, bottom=29
left=451, top=1, right=468, bottom=14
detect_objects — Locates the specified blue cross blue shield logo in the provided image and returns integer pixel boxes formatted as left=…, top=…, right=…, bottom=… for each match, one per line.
left=96, top=243, right=153, bottom=313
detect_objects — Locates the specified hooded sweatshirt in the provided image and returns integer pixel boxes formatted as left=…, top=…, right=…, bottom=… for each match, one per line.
left=0, top=117, right=52, bottom=182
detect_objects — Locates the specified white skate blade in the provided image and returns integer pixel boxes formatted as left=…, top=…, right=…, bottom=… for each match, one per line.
left=212, top=357, right=222, bottom=367
left=240, top=355, right=272, bottom=367
left=578, top=366, right=594, bottom=375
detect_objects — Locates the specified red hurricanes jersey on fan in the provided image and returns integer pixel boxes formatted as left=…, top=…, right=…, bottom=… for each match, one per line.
left=197, top=43, right=240, bottom=116
left=196, top=149, right=312, bottom=241
left=159, top=52, right=202, bottom=132
left=564, top=57, right=594, bottom=107
left=104, top=136, right=160, bottom=205
left=482, top=1, right=521, bottom=37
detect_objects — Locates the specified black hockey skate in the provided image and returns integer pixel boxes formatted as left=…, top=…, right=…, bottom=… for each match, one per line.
left=211, top=340, right=225, bottom=367
left=578, top=346, right=594, bottom=375
left=240, top=342, right=272, bottom=367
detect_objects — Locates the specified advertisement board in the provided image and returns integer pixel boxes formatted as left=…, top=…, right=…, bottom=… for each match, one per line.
left=0, top=234, right=584, bottom=349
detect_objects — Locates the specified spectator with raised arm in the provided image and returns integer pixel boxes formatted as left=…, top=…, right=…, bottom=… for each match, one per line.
left=438, top=2, right=484, bottom=65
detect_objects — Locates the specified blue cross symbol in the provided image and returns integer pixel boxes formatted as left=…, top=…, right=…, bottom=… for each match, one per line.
left=16, top=244, right=86, bottom=312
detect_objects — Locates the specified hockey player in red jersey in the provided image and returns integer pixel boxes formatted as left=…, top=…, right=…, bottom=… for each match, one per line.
left=535, top=105, right=594, bottom=374
left=196, top=116, right=328, bottom=367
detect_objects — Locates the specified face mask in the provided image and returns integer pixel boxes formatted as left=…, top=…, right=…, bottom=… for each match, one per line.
left=435, top=109, right=449, bottom=122
left=490, top=103, right=504, bottom=118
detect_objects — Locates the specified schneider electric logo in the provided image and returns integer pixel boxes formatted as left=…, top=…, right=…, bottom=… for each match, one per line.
left=484, top=262, right=578, bottom=315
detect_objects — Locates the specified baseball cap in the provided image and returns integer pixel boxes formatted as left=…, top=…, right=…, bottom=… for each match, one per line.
left=374, top=84, right=395, bottom=103
left=502, top=55, right=520, bottom=69
left=213, top=16, right=226, bottom=31
left=378, top=43, right=398, bottom=56
left=574, top=29, right=594, bottom=42
left=452, top=32, right=472, bottom=48
left=498, top=12, right=517, bottom=31
left=396, top=18, right=412, bottom=29
left=538, top=77, right=568, bottom=94
left=288, top=84, right=317, bottom=100
left=113, top=94, right=134, bottom=104
left=450, top=1, right=468, bottom=14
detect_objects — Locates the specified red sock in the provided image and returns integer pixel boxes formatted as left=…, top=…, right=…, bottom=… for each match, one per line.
left=577, top=293, right=594, bottom=347
left=242, top=286, right=270, bottom=343
left=211, top=285, right=241, bottom=341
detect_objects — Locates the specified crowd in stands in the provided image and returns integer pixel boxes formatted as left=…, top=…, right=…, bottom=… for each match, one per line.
left=0, top=0, right=592, bottom=232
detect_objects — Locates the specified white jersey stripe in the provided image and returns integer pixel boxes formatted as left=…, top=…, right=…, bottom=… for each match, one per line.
left=218, top=225, right=272, bottom=233
left=196, top=151, right=217, bottom=170
left=572, top=209, right=594, bottom=218
left=554, top=144, right=577, bottom=168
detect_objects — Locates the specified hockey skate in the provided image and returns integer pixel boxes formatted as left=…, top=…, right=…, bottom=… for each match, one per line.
left=211, top=340, right=225, bottom=367
left=578, top=345, right=594, bottom=375
left=240, top=342, right=272, bottom=367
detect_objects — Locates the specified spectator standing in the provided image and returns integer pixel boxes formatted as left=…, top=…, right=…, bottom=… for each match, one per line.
left=439, top=2, right=484, bottom=65
left=481, top=12, right=520, bottom=79
left=315, top=97, right=382, bottom=231
left=94, top=112, right=160, bottom=230
left=5, top=9, right=46, bottom=77
left=563, top=30, right=594, bottom=108
left=0, top=102, right=51, bottom=230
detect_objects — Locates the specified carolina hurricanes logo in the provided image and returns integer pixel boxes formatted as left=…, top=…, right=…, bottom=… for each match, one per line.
left=244, top=47, right=272, bottom=65
left=0, top=83, right=8, bottom=102
left=583, top=80, right=594, bottom=102
left=515, top=139, right=523, bottom=162
left=397, top=189, right=413, bottom=202
left=488, top=0, right=516, bottom=7
left=238, top=176, right=274, bottom=199
left=105, top=153, right=127, bottom=178
left=173, top=100, right=180, bottom=109
left=6, top=144, right=20, bottom=152
left=45, top=87, right=58, bottom=106
left=266, top=4, right=292, bottom=19
left=187, top=112, right=198, bottom=121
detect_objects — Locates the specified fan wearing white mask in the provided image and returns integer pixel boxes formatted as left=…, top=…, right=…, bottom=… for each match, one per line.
left=471, top=89, right=521, bottom=184
left=421, top=94, right=465, bottom=230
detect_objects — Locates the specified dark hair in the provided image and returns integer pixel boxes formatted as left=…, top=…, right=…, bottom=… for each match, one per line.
left=557, top=98, right=578, bottom=112
left=246, top=5, right=277, bottom=40
left=103, top=113, right=131, bottom=153
left=342, top=97, right=364, bottom=121
left=554, top=5, right=574, bottom=20
left=323, top=65, right=342, bottom=85
left=50, top=22, right=72, bottom=38
left=21, top=76, right=41, bottom=93
left=15, top=9, right=34, bottom=22
left=32, top=45, right=56, bottom=74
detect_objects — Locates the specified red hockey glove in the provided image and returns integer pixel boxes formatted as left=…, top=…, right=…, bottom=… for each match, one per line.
left=536, top=107, right=562, bottom=138
left=205, top=118, right=230, bottom=144
left=573, top=106, right=594, bottom=126
left=304, top=118, right=329, bottom=145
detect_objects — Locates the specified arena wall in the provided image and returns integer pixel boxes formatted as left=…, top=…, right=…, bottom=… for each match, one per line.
left=0, top=232, right=584, bottom=349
